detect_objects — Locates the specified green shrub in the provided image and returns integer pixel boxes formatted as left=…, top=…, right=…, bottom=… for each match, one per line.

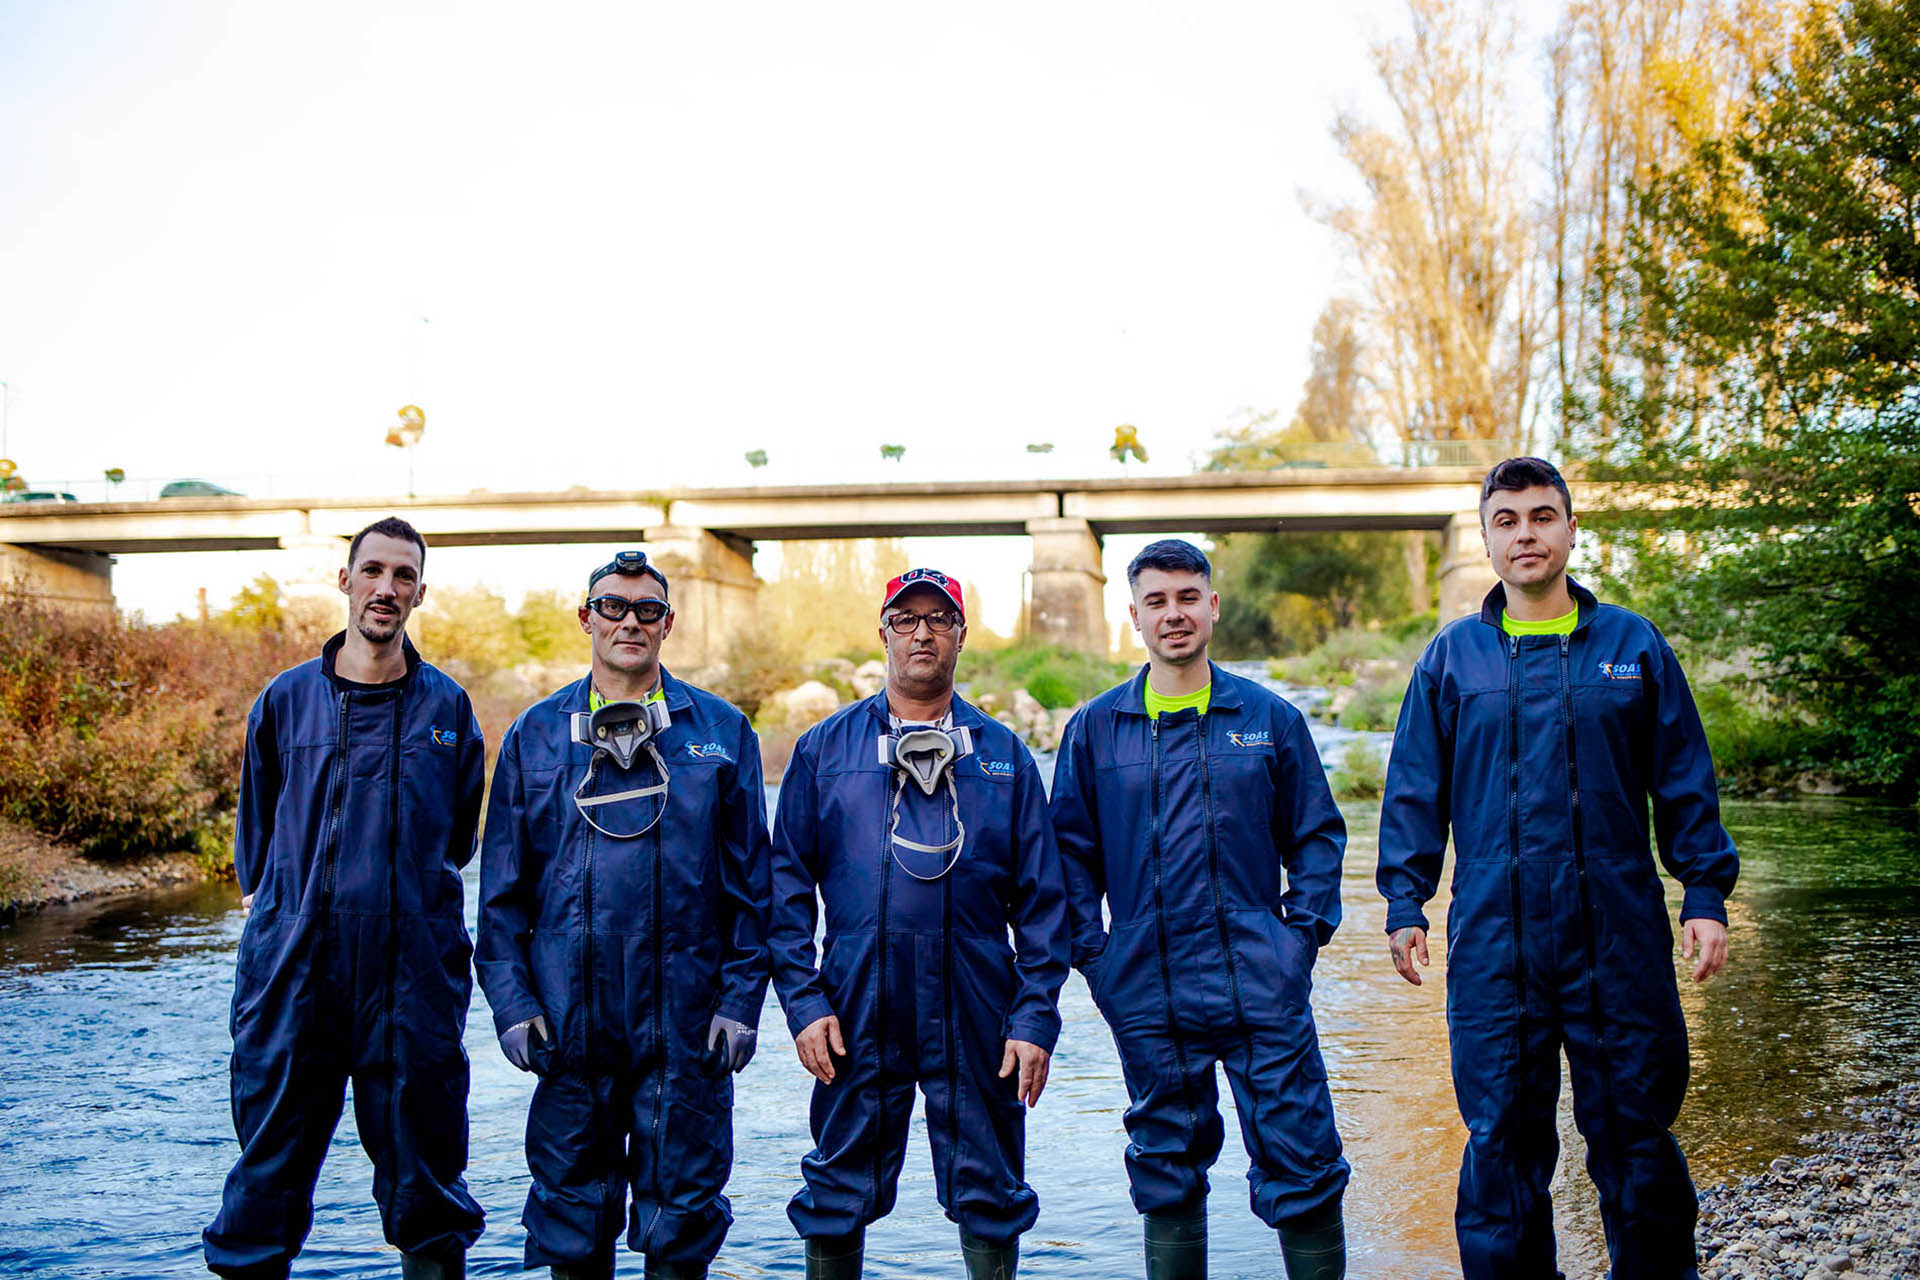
left=1024, top=671, right=1078, bottom=710
left=193, top=810, right=238, bottom=879
left=1338, top=677, right=1409, bottom=732
left=958, top=644, right=1127, bottom=711
left=1691, top=682, right=1834, bottom=792
left=709, top=626, right=808, bottom=724
left=0, top=859, right=31, bottom=912
left=1331, top=740, right=1386, bottom=802
left=0, top=593, right=299, bottom=859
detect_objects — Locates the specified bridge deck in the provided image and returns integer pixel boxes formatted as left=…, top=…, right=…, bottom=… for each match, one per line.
left=0, top=468, right=1496, bottom=553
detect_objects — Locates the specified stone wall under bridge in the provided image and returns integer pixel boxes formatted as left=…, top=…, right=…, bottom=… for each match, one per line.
left=1, top=543, right=115, bottom=616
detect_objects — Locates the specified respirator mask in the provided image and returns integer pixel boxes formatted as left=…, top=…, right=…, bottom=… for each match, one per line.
left=876, top=723, right=974, bottom=880
left=570, top=697, right=673, bottom=839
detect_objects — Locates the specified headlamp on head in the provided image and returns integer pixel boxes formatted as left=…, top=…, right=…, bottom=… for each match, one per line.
left=587, top=549, right=671, bottom=599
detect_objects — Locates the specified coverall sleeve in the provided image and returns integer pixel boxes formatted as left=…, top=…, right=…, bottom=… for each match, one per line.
left=1004, top=753, right=1070, bottom=1053
left=1046, top=707, right=1109, bottom=971
left=1273, top=708, right=1347, bottom=949
left=768, top=742, right=836, bottom=1037
left=233, top=686, right=280, bottom=896
left=1377, top=657, right=1451, bottom=935
left=449, top=694, right=486, bottom=871
left=1646, top=633, right=1739, bottom=924
left=715, top=715, right=774, bottom=1027
left=476, top=725, right=546, bottom=1035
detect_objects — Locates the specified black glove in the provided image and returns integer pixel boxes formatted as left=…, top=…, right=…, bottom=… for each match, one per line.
left=706, top=1014, right=757, bottom=1076
left=500, top=1014, right=551, bottom=1073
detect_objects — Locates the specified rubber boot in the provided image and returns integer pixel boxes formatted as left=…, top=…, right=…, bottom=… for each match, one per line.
left=1143, top=1202, right=1207, bottom=1280
left=643, top=1258, right=709, bottom=1280
left=1277, top=1199, right=1346, bottom=1280
left=805, top=1228, right=865, bottom=1280
left=960, top=1227, right=1019, bottom=1280
left=550, top=1263, right=614, bottom=1280
left=401, top=1249, right=464, bottom=1280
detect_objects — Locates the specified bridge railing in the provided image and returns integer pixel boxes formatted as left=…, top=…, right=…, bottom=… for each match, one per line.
left=9, top=437, right=1537, bottom=505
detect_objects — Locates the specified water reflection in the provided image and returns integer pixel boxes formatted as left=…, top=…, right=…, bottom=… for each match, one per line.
left=1, top=799, right=1915, bottom=1277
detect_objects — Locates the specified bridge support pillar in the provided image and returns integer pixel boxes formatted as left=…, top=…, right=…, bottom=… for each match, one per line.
left=644, top=525, right=760, bottom=671
left=1025, top=517, right=1108, bottom=655
left=1438, top=512, right=1496, bottom=626
left=1, top=543, right=115, bottom=615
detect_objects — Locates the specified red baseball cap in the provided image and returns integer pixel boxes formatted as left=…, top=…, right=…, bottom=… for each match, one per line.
left=881, top=567, right=965, bottom=619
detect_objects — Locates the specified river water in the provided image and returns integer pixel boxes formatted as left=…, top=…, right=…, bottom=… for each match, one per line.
left=3, top=690, right=1917, bottom=1277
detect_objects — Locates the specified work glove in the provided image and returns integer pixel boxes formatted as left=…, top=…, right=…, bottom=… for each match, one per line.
left=706, top=1014, right=757, bottom=1076
left=500, top=1014, right=551, bottom=1074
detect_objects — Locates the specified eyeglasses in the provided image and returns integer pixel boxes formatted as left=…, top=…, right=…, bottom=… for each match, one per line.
left=586, top=595, right=670, bottom=624
left=884, top=610, right=960, bottom=635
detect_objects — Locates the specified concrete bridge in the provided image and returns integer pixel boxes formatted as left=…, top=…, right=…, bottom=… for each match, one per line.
left=0, top=469, right=1511, bottom=660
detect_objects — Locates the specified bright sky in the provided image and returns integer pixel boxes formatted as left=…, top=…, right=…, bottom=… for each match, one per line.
left=0, top=0, right=1540, bottom=632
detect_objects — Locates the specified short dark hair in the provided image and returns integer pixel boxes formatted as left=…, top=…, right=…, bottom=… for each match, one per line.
left=348, top=516, right=427, bottom=570
left=1127, top=538, right=1212, bottom=587
left=1480, top=457, right=1573, bottom=521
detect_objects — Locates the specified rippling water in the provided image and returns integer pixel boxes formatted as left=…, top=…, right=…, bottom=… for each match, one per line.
left=3, top=698, right=1916, bottom=1276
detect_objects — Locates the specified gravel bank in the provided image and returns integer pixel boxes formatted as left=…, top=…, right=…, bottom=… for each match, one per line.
left=0, top=818, right=211, bottom=920
left=1699, top=1084, right=1920, bottom=1279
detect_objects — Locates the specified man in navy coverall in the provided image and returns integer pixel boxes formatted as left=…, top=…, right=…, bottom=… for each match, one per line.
left=1378, top=457, right=1737, bottom=1279
left=769, top=567, right=1070, bottom=1280
left=477, top=550, right=771, bottom=1280
left=1051, top=539, right=1350, bottom=1280
left=205, top=516, right=486, bottom=1280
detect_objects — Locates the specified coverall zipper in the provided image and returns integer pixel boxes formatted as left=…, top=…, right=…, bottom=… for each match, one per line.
left=943, top=840, right=959, bottom=1195
left=873, top=768, right=895, bottom=1207
left=381, top=691, right=405, bottom=1209
left=648, top=789, right=667, bottom=1222
left=317, top=692, right=350, bottom=911
left=1194, top=716, right=1247, bottom=1029
left=1506, top=636, right=1529, bottom=1018
left=1559, top=633, right=1625, bottom=1201
left=1146, top=720, right=1197, bottom=1120
left=581, top=742, right=611, bottom=1218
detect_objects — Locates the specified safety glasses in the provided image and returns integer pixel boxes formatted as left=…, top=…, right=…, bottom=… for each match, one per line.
left=884, top=610, right=960, bottom=635
left=585, top=595, right=670, bottom=624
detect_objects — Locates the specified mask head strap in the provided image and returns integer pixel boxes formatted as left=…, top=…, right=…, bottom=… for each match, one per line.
left=877, top=724, right=973, bottom=879
left=570, top=697, right=673, bottom=839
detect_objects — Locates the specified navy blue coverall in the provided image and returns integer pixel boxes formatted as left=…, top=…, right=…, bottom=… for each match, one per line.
left=204, top=634, right=487, bottom=1279
left=477, top=671, right=771, bottom=1271
left=769, top=694, right=1070, bottom=1245
left=1050, top=663, right=1350, bottom=1228
left=1378, top=582, right=1739, bottom=1279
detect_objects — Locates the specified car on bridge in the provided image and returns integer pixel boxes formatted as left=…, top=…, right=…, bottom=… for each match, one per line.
left=1, top=490, right=79, bottom=503
left=158, top=479, right=242, bottom=498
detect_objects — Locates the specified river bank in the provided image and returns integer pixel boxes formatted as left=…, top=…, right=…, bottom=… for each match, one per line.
left=0, top=819, right=211, bottom=920
left=1697, top=1084, right=1920, bottom=1279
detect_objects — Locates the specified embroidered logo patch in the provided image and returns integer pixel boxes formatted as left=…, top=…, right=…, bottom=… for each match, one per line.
left=687, top=742, right=734, bottom=762
left=977, top=757, right=1015, bottom=778
left=429, top=727, right=458, bottom=747
left=1597, top=661, right=1643, bottom=681
left=1226, top=730, right=1273, bottom=748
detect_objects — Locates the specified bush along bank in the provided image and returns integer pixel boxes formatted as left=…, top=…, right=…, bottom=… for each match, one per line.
left=0, top=594, right=298, bottom=885
left=1697, top=1083, right=1920, bottom=1279
left=1267, top=615, right=1431, bottom=734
